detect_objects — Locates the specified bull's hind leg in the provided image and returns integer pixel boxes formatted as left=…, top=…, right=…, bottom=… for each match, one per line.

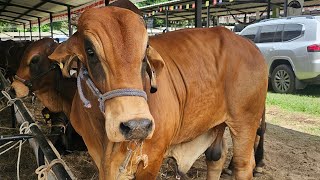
left=228, top=116, right=260, bottom=180
left=254, top=110, right=266, bottom=175
left=205, top=124, right=227, bottom=180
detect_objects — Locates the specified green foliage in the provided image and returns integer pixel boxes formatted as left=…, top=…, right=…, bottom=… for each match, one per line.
left=0, top=20, right=69, bottom=33
left=0, top=21, right=17, bottom=32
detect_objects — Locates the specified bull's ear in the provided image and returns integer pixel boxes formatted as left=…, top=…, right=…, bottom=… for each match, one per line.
left=146, top=46, right=165, bottom=76
left=48, top=32, right=84, bottom=77
left=145, top=46, right=165, bottom=93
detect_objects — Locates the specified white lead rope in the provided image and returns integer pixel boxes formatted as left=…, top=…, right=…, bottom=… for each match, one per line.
left=35, top=139, right=76, bottom=180
left=0, top=90, right=19, bottom=112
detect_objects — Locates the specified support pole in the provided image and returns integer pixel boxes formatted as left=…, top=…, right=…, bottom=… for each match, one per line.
left=267, top=0, right=271, bottom=19
left=165, top=8, right=169, bottom=32
left=67, top=6, right=72, bottom=36
left=212, top=16, right=215, bottom=26
left=23, top=23, right=26, bottom=41
left=50, top=13, right=53, bottom=39
left=206, top=6, right=210, bottom=27
left=284, top=0, right=288, bottom=17
left=38, top=17, right=41, bottom=39
left=244, top=13, right=247, bottom=23
left=195, top=0, right=202, bottom=28
left=11, top=105, right=16, bottom=128
left=29, top=21, right=32, bottom=41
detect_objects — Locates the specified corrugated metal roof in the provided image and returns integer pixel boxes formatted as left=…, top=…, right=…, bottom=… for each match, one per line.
left=0, top=0, right=144, bottom=26
left=1, top=0, right=319, bottom=27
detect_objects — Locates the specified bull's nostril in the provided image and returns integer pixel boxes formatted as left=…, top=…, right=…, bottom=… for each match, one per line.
left=120, top=119, right=153, bottom=140
left=141, top=119, right=152, bottom=132
left=120, top=122, right=131, bottom=136
left=147, top=121, right=152, bottom=131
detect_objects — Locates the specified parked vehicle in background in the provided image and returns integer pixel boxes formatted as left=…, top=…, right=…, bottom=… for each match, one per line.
left=240, top=15, right=320, bottom=93
left=53, top=35, right=68, bottom=43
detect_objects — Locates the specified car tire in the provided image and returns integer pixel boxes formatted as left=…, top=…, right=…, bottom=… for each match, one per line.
left=271, top=64, right=296, bottom=93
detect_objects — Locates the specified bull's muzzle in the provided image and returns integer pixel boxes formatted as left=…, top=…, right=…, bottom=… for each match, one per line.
left=104, top=96, right=155, bottom=142
left=120, top=118, right=153, bottom=140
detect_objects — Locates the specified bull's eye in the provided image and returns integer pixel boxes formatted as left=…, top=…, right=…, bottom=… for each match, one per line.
left=84, top=39, right=99, bottom=65
left=29, top=56, right=40, bottom=65
left=86, top=48, right=95, bottom=57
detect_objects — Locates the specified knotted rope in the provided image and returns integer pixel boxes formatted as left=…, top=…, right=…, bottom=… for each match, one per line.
left=35, top=138, right=76, bottom=180
left=35, top=159, right=68, bottom=180
left=0, top=90, right=19, bottom=112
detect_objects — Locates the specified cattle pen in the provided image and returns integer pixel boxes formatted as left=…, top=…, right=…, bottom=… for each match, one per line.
left=0, top=71, right=74, bottom=179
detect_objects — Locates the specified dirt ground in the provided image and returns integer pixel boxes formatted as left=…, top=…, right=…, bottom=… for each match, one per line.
left=0, top=99, right=320, bottom=180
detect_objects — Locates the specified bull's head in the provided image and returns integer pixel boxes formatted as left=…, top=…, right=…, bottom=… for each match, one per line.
left=49, top=7, right=164, bottom=142
left=12, top=38, right=59, bottom=98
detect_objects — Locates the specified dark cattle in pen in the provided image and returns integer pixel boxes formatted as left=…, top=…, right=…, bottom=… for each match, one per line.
left=12, top=38, right=86, bottom=153
left=0, top=40, right=32, bottom=80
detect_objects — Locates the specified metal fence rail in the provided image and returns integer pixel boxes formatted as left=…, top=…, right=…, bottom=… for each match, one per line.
left=0, top=71, right=73, bottom=180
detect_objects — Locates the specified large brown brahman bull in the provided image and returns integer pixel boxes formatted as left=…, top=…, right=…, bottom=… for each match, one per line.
left=48, top=5, right=268, bottom=179
left=10, top=37, right=265, bottom=177
left=11, top=38, right=85, bottom=152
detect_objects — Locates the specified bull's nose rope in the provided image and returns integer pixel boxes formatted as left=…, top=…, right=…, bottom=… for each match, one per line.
left=77, top=67, right=148, bottom=112
left=117, top=141, right=148, bottom=180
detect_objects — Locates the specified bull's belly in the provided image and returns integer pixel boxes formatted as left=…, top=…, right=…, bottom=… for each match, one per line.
left=164, top=129, right=216, bottom=173
left=172, top=110, right=228, bottom=144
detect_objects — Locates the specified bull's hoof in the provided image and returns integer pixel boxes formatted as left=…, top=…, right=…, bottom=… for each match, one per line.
left=253, top=167, right=263, bottom=177
left=254, top=167, right=263, bottom=173
left=222, top=168, right=233, bottom=176
left=254, top=172, right=263, bottom=177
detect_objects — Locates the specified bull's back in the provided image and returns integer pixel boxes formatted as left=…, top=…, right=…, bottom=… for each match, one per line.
left=149, top=27, right=267, bottom=143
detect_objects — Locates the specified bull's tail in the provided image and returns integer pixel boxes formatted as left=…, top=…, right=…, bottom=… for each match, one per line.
left=254, top=106, right=266, bottom=173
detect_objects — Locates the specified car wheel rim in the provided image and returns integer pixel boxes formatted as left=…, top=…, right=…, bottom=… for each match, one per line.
left=274, top=70, right=290, bottom=92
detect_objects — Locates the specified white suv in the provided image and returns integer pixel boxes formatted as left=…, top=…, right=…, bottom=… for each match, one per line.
left=240, top=16, right=320, bottom=93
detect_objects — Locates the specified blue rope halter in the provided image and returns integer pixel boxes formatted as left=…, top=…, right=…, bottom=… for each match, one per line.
left=77, top=66, right=147, bottom=112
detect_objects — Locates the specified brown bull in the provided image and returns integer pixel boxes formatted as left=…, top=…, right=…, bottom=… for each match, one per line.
left=49, top=7, right=268, bottom=180
left=12, top=38, right=85, bottom=152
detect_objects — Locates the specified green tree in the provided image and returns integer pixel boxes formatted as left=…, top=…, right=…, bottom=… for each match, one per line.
left=0, top=20, right=70, bottom=35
